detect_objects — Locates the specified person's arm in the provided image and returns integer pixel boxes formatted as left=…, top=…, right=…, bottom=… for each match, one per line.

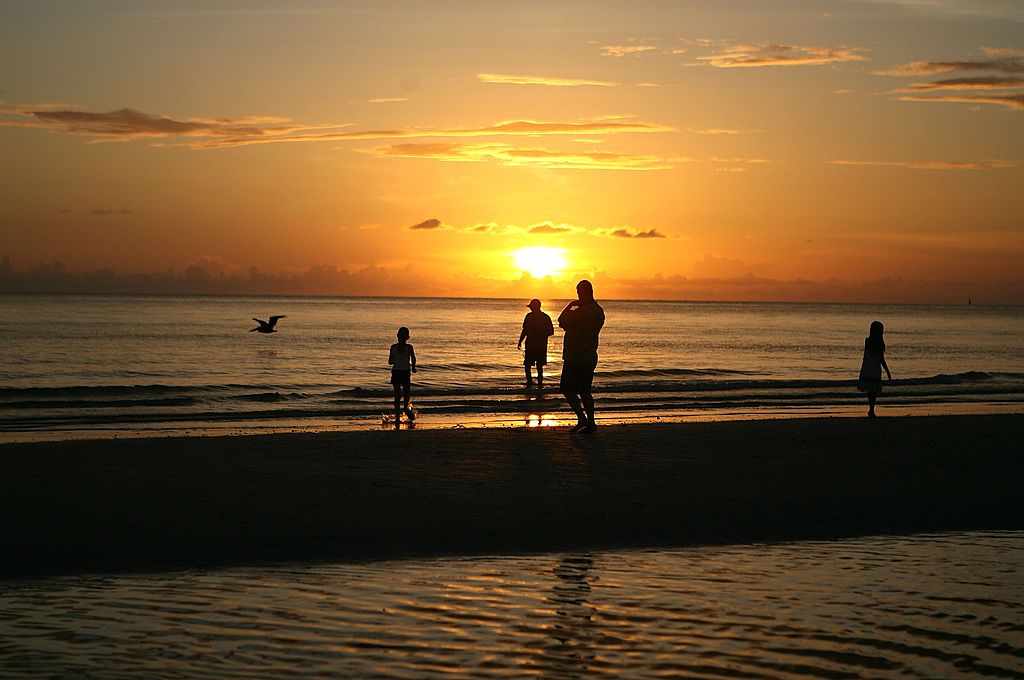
left=545, top=314, right=554, bottom=337
left=518, top=318, right=528, bottom=349
left=388, top=344, right=395, bottom=366
left=409, top=344, right=417, bottom=372
left=558, top=301, right=578, bottom=330
left=881, top=353, right=891, bottom=380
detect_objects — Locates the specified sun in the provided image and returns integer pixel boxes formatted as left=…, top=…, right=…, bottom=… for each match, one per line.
left=512, top=247, right=567, bottom=278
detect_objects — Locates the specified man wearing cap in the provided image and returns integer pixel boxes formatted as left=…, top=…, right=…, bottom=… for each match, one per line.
left=558, top=280, right=605, bottom=433
left=517, top=299, right=555, bottom=388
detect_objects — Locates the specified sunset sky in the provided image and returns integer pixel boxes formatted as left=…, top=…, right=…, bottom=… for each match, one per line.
left=1, top=0, right=1022, bottom=302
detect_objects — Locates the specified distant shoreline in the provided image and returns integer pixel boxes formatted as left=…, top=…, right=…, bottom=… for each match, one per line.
left=2, top=414, right=1021, bottom=579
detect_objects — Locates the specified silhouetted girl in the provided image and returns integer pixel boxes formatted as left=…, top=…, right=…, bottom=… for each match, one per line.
left=388, top=327, right=417, bottom=425
left=858, top=320, right=891, bottom=417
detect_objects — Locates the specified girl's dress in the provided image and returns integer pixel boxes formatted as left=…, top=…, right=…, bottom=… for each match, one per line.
left=857, top=337, right=884, bottom=395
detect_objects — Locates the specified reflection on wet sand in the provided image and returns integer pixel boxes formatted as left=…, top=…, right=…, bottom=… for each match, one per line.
left=1, top=533, right=1021, bottom=678
left=542, top=556, right=598, bottom=674
left=525, top=413, right=561, bottom=427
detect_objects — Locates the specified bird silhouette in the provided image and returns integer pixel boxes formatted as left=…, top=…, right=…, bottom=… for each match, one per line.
left=250, top=315, right=286, bottom=333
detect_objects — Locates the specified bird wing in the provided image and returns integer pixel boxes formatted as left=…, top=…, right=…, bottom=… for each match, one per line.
left=252, top=318, right=265, bottom=325
left=268, top=315, right=286, bottom=328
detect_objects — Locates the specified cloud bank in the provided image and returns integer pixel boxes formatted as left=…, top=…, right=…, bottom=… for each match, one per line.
left=1, top=107, right=673, bottom=148
left=3, top=257, right=1019, bottom=304
left=877, top=49, right=1024, bottom=109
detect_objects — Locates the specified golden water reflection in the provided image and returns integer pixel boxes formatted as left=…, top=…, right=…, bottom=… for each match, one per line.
left=525, top=413, right=561, bottom=427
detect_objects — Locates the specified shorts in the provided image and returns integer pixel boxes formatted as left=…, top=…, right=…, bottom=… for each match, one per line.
left=559, top=361, right=596, bottom=394
left=390, top=370, right=411, bottom=389
left=524, top=342, right=548, bottom=366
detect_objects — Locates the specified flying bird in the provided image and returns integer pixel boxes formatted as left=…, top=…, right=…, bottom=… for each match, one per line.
left=250, top=315, right=286, bottom=333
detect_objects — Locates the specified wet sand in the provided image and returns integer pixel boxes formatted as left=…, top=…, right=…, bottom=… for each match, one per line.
left=1, top=414, right=1021, bottom=578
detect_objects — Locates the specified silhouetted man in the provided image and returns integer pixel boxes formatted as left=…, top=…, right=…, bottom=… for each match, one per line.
left=558, top=280, right=605, bottom=433
left=518, top=298, right=554, bottom=388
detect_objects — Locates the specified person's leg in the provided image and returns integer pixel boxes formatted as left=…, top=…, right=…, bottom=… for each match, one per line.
left=563, top=391, right=586, bottom=429
left=403, top=382, right=414, bottom=418
left=581, top=391, right=596, bottom=430
left=392, top=384, right=402, bottom=428
left=561, top=363, right=587, bottom=430
left=536, top=364, right=544, bottom=386
left=868, top=393, right=877, bottom=417
left=524, top=360, right=533, bottom=386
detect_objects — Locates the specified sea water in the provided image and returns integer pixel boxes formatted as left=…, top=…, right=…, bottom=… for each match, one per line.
left=0, top=531, right=1021, bottom=678
left=1, top=294, right=1022, bottom=438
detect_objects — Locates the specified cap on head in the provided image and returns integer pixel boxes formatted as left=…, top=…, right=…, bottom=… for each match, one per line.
left=397, top=326, right=410, bottom=340
left=527, top=298, right=542, bottom=309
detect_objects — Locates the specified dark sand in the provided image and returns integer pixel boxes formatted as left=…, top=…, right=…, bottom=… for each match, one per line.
left=1, top=414, right=1021, bottom=578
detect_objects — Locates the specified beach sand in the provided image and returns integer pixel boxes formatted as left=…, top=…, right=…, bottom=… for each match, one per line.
left=1, top=414, right=1021, bottom=578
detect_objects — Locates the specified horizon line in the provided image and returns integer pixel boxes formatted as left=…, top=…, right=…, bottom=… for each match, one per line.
left=0, top=290, right=1010, bottom=307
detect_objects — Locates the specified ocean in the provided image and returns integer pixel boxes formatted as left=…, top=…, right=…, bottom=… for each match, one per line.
left=3, top=296, right=1023, bottom=678
left=1, top=294, right=1022, bottom=439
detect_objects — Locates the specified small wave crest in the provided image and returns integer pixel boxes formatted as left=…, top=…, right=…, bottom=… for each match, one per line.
left=2, top=397, right=198, bottom=410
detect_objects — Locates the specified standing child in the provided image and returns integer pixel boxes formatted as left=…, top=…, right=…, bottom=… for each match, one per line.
left=858, top=320, right=892, bottom=418
left=389, top=326, right=417, bottom=424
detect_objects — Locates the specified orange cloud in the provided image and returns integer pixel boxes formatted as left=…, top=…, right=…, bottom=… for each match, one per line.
left=409, top=218, right=446, bottom=230
left=687, top=127, right=759, bottom=135
left=874, top=50, right=1024, bottom=110
left=600, top=45, right=657, bottom=57
left=606, top=227, right=667, bottom=239
left=528, top=223, right=574, bottom=234
left=899, top=76, right=1024, bottom=91
left=203, top=118, right=674, bottom=149
left=896, top=93, right=1024, bottom=110
left=478, top=73, right=620, bottom=87
left=367, top=142, right=677, bottom=170
left=0, top=106, right=337, bottom=139
left=876, top=56, right=1024, bottom=77
left=466, top=223, right=513, bottom=235
left=0, top=107, right=674, bottom=149
left=829, top=159, right=1016, bottom=170
left=699, top=44, right=866, bottom=68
